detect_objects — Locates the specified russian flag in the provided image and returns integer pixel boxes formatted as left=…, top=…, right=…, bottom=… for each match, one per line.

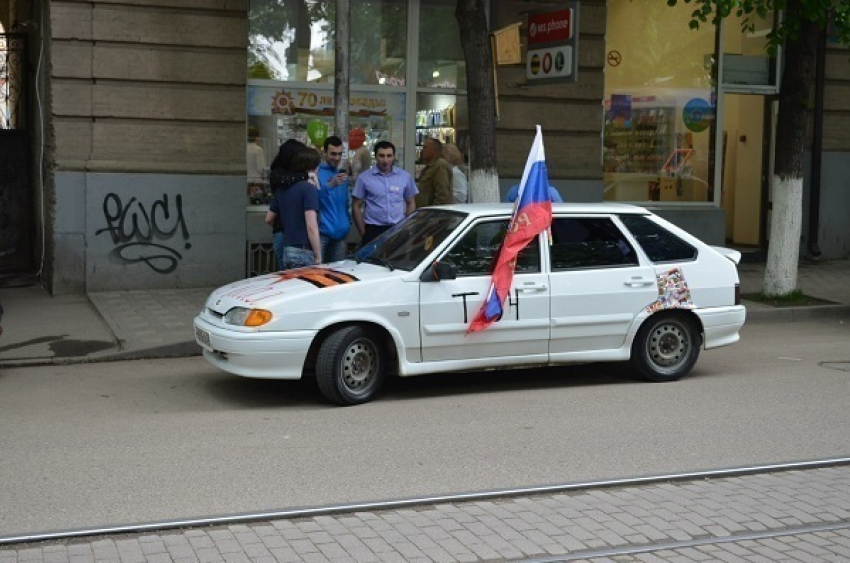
left=468, top=126, right=553, bottom=333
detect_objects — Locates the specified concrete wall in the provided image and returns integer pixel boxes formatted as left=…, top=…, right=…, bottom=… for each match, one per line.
left=55, top=172, right=245, bottom=291
left=803, top=152, right=850, bottom=260
left=47, top=0, right=248, bottom=293
left=799, top=43, right=850, bottom=260
left=492, top=1, right=605, bottom=186
left=823, top=44, right=850, bottom=152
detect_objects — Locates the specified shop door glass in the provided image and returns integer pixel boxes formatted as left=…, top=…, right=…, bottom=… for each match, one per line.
left=603, top=0, right=717, bottom=205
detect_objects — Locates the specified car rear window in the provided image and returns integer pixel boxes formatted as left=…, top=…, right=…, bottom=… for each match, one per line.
left=618, top=214, right=697, bottom=263
left=550, top=217, right=638, bottom=270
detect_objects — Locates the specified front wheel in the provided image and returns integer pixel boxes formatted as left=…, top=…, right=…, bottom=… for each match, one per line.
left=631, top=313, right=701, bottom=382
left=316, top=326, right=386, bottom=405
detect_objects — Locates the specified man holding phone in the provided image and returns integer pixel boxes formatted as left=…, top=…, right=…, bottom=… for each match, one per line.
left=316, top=135, right=351, bottom=262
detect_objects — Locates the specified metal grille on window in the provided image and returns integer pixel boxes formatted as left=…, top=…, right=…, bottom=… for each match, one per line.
left=1, top=34, right=26, bottom=130
left=246, top=241, right=278, bottom=277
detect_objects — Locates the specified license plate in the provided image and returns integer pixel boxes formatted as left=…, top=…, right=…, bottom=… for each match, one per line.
left=195, top=326, right=212, bottom=349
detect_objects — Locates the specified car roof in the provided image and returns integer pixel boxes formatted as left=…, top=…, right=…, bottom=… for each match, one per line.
left=429, top=202, right=652, bottom=217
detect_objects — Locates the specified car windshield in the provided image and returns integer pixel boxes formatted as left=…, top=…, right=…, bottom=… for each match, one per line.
left=354, top=209, right=466, bottom=271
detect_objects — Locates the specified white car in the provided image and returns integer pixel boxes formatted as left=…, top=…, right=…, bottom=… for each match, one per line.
left=194, top=203, right=745, bottom=405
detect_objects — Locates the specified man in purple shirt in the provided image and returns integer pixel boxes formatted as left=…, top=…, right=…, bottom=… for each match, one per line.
left=352, top=141, right=418, bottom=245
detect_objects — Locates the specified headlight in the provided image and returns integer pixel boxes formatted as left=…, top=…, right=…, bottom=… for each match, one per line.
left=224, top=307, right=273, bottom=327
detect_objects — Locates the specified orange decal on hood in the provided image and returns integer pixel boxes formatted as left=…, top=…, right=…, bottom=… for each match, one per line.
left=272, top=268, right=359, bottom=288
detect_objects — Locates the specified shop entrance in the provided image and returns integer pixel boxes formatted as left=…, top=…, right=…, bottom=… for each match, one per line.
left=1, top=32, right=35, bottom=277
left=720, top=93, right=774, bottom=250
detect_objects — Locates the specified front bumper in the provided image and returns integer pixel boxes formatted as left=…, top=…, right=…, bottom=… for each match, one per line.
left=194, top=316, right=317, bottom=379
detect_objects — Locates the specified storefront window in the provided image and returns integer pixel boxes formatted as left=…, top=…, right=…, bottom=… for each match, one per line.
left=249, top=0, right=333, bottom=82
left=721, top=9, right=778, bottom=89
left=415, top=93, right=468, bottom=180
left=249, top=0, right=408, bottom=85
left=417, top=0, right=465, bottom=89
left=603, top=0, right=717, bottom=204
left=246, top=85, right=406, bottom=204
left=351, top=0, right=408, bottom=86
left=247, top=0, right=469, bottom=203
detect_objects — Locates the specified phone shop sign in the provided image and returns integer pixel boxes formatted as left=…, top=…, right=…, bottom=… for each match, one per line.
left=526, top=3, right=579, bottom=84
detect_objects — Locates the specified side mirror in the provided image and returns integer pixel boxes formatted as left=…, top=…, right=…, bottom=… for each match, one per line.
left=420, top=261, right=457, bottom=282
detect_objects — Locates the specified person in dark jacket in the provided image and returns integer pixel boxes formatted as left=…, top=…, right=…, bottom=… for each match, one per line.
left=268, top=139, right=308, bottom=268
left=265, top=146, right=323, bottom=269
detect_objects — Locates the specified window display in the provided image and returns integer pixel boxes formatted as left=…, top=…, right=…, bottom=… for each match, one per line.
left=604, top=0, right=717, bottom=204
left=415, top=94, right=468, bottom=179
left=247, top=84, right=405, bottom=205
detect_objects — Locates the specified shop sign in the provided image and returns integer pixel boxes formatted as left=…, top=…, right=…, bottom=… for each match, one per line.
left=528, top=9, right=573, bottom=46
left=248, top=85, right=399, bottom=119
left=525, top=2, right=579, bottom=85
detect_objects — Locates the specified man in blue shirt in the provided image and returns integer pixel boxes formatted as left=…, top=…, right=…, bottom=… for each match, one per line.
left=505, top=183, right=564, bottom=203
left=316, top=136, right=351, bottom=262
left=352, top=141, right=418, bottom=245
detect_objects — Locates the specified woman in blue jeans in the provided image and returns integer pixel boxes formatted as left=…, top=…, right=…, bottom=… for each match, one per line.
left=265, top=146, right=323, bottom=269
left=268, top=140, right=309, bottom=268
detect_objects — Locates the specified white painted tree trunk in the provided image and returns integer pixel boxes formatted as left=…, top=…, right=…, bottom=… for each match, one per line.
left=763, top=175, right=803, bottom=296
left=467, top=168, right=500, bottom=203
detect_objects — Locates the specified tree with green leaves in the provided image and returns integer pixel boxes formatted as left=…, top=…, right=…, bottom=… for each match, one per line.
left=669, top=0, right=849, bottom=296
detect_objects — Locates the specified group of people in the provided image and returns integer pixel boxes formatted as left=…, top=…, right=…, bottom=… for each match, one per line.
left=263, top=134, right=469, bottom=270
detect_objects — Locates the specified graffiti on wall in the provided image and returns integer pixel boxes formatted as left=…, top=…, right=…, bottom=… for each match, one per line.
left=95, top=193, right=191, bottom=274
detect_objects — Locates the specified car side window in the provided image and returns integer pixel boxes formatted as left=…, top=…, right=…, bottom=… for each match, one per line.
left=550, top=217, right=639, bottom=270
left=443, top=220, right=540, bottom=276
left=618, top=214, right=697, bottom=263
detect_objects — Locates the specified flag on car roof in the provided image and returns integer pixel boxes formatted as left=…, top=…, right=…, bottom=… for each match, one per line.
left=468, top=125, right=553, bottom=333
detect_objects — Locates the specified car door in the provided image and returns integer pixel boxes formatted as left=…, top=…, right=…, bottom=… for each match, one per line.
left=548, top=216, right=659, bottom=355
left=419, top=219, right=550, bottom=362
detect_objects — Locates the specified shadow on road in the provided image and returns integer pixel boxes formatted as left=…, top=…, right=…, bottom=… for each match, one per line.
left=202, top=362, right=646, bottom=409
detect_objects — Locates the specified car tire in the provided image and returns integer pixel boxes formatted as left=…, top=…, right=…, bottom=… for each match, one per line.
left=631, top=313, right=701, bottom=382
left=316, top=325, right=386, bottom=405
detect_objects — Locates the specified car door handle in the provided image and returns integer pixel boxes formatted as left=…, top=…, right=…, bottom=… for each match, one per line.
left=624, top=277, right=655, bottom=288
left=518, top=283, right=548, bottom=292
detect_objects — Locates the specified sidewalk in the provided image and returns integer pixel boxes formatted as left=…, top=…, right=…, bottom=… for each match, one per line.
left=2, top=463, right=850, bottom=561
left=1, top=259, right=849, bottom=367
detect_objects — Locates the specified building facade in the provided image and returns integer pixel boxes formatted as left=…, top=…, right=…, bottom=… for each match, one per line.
left=0, top=0, right=848, bottom=295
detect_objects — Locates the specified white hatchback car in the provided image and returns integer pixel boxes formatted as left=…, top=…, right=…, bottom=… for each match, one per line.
left=195, top=203, right=745, bottom=405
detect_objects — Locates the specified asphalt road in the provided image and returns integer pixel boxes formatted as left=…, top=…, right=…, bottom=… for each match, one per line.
left=1, top=318, right=849, bottom=538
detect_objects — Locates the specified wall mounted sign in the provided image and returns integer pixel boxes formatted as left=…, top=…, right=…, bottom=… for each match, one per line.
left=525, top=2, right=579, bottom=85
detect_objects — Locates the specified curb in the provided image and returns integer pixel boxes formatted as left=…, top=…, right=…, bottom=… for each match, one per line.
left=0, top=342, right=201, bottom=369
left=744, top=303, right=850, bottom=324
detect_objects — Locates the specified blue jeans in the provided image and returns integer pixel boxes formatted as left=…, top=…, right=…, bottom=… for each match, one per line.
left=281, top=246, right=315, bottom=270
left=321, top=235, right=348, bottom=263
left=273, top=231, right=285, bottom=270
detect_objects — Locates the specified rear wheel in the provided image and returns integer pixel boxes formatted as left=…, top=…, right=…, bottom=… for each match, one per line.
left=316, top=326, right=386, bottom=405
left=631, top=313, right=700, bottom=382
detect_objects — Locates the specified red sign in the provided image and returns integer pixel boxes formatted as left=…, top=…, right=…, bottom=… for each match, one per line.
left=527, top=9, right=573, bottom=46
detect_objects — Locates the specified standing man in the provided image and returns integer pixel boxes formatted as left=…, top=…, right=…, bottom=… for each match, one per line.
left=415, top=137, right=453, bottom=208
left=316, top=136, right=351, bottom=262
left=352, top=141, right=418, bottom=245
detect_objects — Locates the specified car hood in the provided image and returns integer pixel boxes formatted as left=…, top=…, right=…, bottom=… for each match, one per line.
left=205, top=261, right=403, bottom=315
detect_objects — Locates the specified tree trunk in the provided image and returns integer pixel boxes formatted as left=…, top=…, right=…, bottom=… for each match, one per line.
left=334, top=0, right=350, bottom=143
left=763, top=7, right=819, bottom=296
left=456, top=0, right=500, bottom=203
